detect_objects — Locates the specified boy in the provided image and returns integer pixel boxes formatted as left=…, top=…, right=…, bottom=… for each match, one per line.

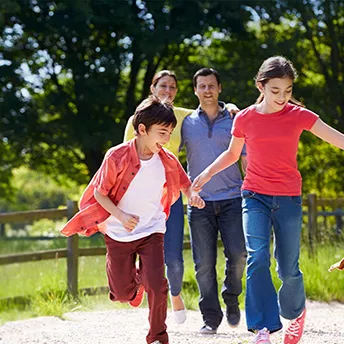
left=61, top=96, right=205, bottom=344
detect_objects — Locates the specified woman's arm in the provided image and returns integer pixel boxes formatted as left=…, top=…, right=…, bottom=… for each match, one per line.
left=310, top=118, right=344, bottom=150
left=123, top=115, right=136, bottom=142
left=192, top=136, right=245, bottom=191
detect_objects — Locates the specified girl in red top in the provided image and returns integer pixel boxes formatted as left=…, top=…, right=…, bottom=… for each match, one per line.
left=192, top=56, right=344, bottom=344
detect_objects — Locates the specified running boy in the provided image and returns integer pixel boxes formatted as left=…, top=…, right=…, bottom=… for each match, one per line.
left=61, top=96, right=205, bottom=344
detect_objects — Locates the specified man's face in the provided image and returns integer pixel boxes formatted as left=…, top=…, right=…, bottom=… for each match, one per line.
left=194, top=74, right=221, bottom=107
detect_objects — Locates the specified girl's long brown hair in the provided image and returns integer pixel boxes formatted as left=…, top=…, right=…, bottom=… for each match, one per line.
left=255, top=56, right=304, bottom=107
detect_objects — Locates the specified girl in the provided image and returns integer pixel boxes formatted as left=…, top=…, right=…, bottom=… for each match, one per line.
left=192, top=56, right=344, bottom=344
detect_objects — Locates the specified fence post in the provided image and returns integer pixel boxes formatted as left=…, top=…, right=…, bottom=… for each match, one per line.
left=0, top=223, right=5, bottom=237
left=66, top=200, right=79, bottom=298
left=335, top=209, right=343, bottom=235
left=307, top=193, right=317, bottom=257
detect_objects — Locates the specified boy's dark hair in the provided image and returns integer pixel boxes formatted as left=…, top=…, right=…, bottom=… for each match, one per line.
left=193, top=68, right=221, bottom=88
left=132, top=96, right=177, bottom=133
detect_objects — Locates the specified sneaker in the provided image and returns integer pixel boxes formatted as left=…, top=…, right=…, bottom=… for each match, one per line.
left=171, top=294, right=187, bottom=324
left=129, top=284, right=145, bottom=307
left=283, top=308, right=306, bottom=344
left=173, top=309, right=187, bottom=324
left=226, top=304, right=241, bottom=327
left=150, top=341, right=162, bottom=344
left=251, top=328, right=271, bottom=344
left=199, top=324, right=217, bottom=335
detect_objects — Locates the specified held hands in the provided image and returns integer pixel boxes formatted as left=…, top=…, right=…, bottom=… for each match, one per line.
left=188, top=193, right=205, bottom=209
left=192, top=169, right=212, bottom=193
left=328, top=257, right=344, bottom=272
left=118, top=210, right=139, bottom=232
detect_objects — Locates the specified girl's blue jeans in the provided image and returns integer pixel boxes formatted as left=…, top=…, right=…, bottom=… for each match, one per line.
left=164, top=193, right=185, bottom=297
left=242, top=190, right=306, bottom=333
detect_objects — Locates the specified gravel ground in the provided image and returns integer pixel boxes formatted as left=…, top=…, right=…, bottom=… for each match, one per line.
left=0, top=301, right=343, bottom=344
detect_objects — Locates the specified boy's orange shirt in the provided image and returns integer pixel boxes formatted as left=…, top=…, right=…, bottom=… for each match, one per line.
left=61, top=139, right=191, bottom=237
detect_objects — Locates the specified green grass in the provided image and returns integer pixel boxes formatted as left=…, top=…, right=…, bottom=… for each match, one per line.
left=0, top=238, right=344, bottom=325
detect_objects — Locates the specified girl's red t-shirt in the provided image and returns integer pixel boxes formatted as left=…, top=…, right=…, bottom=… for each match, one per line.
left=232, top=103, right=319, bottom=196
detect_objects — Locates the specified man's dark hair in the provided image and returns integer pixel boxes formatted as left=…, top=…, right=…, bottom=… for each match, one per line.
left=132, top=95, right=177, bottom=133
left=193, top=68, right=221, bottom=88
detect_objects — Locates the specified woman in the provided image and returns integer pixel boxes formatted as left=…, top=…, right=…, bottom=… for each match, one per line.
left=192, top=56, right=344, bottom=344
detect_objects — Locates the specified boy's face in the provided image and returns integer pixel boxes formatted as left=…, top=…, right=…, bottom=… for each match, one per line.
left=138, top=123, right=174, bottom=154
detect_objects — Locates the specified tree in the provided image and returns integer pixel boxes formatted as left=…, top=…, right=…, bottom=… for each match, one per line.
left=0, top=0, right=256, bottom=184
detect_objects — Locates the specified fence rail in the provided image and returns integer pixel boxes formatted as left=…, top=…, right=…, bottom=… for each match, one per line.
left=0, top=194, right=343, bottom=301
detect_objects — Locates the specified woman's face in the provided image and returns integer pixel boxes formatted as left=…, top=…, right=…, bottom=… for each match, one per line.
left=258, top=77, right=293, bottom=113
left=151, top=76, right=178, bottom=103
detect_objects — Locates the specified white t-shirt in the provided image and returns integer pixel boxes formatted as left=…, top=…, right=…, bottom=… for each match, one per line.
left=104, top=153, right=167, bottom=242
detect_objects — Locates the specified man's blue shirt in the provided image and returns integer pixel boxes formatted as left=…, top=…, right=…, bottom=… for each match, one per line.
left=180, top=101, right=245, bottom=201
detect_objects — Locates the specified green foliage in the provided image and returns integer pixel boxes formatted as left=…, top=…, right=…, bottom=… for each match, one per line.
left=0, top=166, right=83, bottom=213
left=0, top=0, right=257, bottom=182
left=1, top=0, right=344, bottom=199
left=1, top=243, right=343, bottom=324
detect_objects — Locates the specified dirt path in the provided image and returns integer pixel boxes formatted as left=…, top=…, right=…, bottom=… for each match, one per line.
left=0, top=301, right=343, bottom=344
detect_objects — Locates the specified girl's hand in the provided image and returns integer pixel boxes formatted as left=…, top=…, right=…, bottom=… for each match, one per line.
left=328, top=258, right=344, bottom=272
left=188, top=195, right=205, bottom=209
left=192, top=170, right=212, bottom=193
left=118, top=211, right=140, bottom=232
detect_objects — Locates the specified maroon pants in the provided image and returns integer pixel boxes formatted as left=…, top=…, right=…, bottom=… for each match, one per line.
left=105, top=233, right=168, bottom=344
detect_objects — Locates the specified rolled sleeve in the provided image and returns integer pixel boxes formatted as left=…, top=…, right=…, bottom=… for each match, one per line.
left=93, top=154, right=118, bottom=196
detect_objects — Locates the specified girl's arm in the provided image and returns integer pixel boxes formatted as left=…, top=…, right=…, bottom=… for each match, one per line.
left=192, top=136, right=245, bottom=191
left=310, top=119, right=344, bottom=150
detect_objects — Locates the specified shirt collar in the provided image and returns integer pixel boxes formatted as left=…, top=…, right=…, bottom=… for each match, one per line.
left=130, top=139, right=140, bottom=167
left=197, top=101, right=227, bottom=118
left=130, top=138, right=172, bottom=168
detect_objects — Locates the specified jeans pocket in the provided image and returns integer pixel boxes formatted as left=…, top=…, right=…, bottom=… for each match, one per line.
left=241, top=190, right=256, bottom=199
left=291, top=195, right=302, bottom=205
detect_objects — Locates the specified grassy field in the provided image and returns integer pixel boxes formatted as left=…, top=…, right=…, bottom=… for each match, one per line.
left=1, top=235, right=344, bottom=325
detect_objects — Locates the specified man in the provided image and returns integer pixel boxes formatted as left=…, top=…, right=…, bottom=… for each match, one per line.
left=180, top=68, right=247, bottom=334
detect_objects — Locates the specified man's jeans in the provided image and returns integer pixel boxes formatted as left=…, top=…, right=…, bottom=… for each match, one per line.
left=188, top=198, right=247, bottom=328
left=242, top=190, right=305, bottom=333
left=164, top=194, right=184, bottom=296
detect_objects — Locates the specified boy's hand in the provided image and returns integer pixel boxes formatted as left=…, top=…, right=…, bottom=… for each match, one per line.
left=118, top=211, right=139, bottom=232
left=188, top=194, right=205, bottom=209
left=328, top=258, right=344, bottom=272
left=192, top=170, right=212, bottom=193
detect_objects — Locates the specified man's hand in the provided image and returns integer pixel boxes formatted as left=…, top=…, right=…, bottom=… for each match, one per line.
left=328, top=258, right=344, bottom=272
left=118, top=210, right=140, bottom=232
left=188, top=194, right=205, bottom=209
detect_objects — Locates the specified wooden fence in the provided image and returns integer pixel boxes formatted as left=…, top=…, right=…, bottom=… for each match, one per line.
left=0, top=194, right=343, bottom=301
